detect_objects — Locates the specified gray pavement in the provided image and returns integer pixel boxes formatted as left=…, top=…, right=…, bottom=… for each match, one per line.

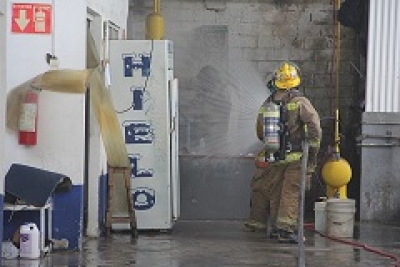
left=3, top=220, right=400, bottom=266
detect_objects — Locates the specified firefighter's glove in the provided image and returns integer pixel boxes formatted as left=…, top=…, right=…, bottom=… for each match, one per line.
left=306, top=172, right=313, bottom=191
left=255, top=150, right=269, bottom=169
left=307, top=145, right=319, bottom=174
left=251, top=168, right=267, bottom=187
left=304, top=146, right=318, bottom=190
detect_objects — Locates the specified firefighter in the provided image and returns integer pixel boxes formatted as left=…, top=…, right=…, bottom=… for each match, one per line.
left=245, top=62, right=322, bottom=243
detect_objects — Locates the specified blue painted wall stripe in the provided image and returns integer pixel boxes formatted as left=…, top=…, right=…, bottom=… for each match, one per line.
left=0, top=195, right=3, bottom=254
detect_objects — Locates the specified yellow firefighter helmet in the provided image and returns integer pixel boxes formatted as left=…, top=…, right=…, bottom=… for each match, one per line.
left=274, top=62, right=301, bottom=89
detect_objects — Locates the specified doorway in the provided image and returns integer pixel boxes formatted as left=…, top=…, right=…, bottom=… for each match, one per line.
left=84, top=11, right=103, bottom=237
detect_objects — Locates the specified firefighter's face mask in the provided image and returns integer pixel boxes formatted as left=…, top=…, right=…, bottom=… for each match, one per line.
left=267, top=78, right=277, bottom=94
left=265, top=71, right=277, bottom=94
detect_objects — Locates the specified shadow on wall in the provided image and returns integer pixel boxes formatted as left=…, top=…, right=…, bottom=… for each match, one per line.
left=183, top=65, right=231, bottom=155
left=175, top=26, right=271, bottom=220
left=177, top=25, right=267, bottom=158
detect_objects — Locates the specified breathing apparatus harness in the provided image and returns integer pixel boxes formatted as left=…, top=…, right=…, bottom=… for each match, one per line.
left=263, top=88, right=303, bottom=163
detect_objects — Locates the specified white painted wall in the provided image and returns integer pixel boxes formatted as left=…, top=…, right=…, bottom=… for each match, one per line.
left=78, top=1, right=131, bottom=237
left=86, top=0, right=129, bottom=237
left=87, top=0, right=129, bottom=34
left=0, top=3, right=6, bottom=194
left=2, top=0, right=129, bottom=241
left=4, top=0, right=86, bottom=184
left=85, top=10, right=104, bottom=238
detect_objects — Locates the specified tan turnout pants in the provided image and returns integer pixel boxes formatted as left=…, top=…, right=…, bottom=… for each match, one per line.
left=249, top=160, right=302, bottom=232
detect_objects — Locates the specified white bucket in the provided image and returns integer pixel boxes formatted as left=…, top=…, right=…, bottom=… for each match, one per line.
left=314, top=201, right=327, bottom=233
left=19, top=223, right=40, bottom=259
left=326, top=198, right=356, bottom=238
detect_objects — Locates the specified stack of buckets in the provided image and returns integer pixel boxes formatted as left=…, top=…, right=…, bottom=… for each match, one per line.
left=19, top=222, right=40, bottom=259
left=314, top=198, right=356, bottom=237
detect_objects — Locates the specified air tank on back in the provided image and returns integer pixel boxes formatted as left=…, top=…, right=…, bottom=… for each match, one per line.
left=262, top=101, right=280, bottom=161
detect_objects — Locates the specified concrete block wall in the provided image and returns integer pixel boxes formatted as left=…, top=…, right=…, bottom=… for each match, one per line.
left=128, top=0, right=360, bottom=218
left=129, top=0, right=358, bottom=144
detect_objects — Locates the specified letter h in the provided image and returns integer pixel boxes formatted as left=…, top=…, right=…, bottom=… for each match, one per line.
left=123, top=53, right=151, bottom=78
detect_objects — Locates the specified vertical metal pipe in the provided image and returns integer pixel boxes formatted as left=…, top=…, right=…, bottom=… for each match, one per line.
left=334, top=109, right=340, bottom=153
left=335, top=0, right=341, bottom=112
left=154, top=0, right=160, bottom=13
left=366, top=0, right=375, bottom=112
left=297, top=141, right=309, bottom=267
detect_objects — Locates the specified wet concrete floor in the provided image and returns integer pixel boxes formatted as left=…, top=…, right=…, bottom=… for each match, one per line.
left=3, top=220, right=400, bottom=266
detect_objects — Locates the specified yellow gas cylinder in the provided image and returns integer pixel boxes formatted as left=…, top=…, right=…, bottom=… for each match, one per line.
left=321, top=157, right=352, bottom=199
left=145, top=12, right=164, bottom=40
left=145, top=0, right=164, bottom=40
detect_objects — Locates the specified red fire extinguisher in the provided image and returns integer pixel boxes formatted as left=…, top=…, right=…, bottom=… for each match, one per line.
left=19, top=89, right=39, bottom=146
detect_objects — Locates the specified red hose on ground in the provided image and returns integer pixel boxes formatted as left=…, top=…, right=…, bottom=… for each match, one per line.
left=304, top=223, right=400, bottom=266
